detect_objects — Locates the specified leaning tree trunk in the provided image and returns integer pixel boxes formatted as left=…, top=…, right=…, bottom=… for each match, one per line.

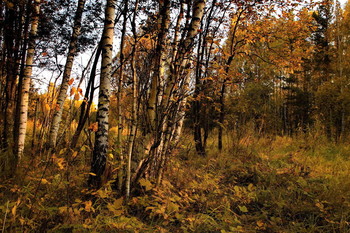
left=48, top=0, right=86, bottom=148
left=88, top=0, right=115, bottom=189
left=17, top=0, right=41, bottom=159
left=172, top=0, right=206, bottom=145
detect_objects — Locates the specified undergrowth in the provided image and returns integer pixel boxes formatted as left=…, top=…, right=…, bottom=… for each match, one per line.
left=1, top=134, right=350, bottom=232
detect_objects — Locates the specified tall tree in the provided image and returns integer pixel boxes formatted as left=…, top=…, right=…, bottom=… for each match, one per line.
left=17, top=0, right=41, bottom=159
left=126, top=0, right=139, bottom=198
left=1, top=0, right=27, bottom=150
left=48, top=0, right=86, bottom=148
left=89, top=0, right=116, bottom=189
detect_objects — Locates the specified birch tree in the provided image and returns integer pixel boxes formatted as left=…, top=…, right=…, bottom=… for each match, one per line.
left=170, top=0, right=206, bottom=146
left=1, top=1, right=27, bottom=150
left=48, top=0, right=86, bottom=148
left=89, top=0, right=116, bottom=189
left=126, top=0, right=139, bottom=197
left=131, top=0, right=206, bottom=187
left=17, top=0, right=41, bottom=159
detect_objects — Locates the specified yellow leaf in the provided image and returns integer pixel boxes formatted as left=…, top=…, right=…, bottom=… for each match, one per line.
left=107, top=198, right=124, bottom=216
left=113, top=209, right=124, bottom=216
left=113, top=198, right=123, bottom=209
left=96, top=189, right=108, bottom=198
left=72, top=151, right=78, bottom=159
left=11, top=205, right=17, bottom=217
left=108, top=153, right=114, bottom=159
left=59, top=206, right=68, bottom=214
left=52, top=154, right=65, bottom=170
left=238, top=205, right=248, bottom=213
left=41, top=178, right=50, bottom=184
left=45, top=103, right=50, bottom=112
left=257, top=220, right=264, bottom=227
left=83, top=224, right=92, bottom=229
left=83, top=201, right=93, bottom=212
left=89, top=172, right=96, bottom=176
left=19, top=218, right=25, bottom=225
left=139, top=178, right=153, bottom=191
left=167, top=202, right=179, bottom=213
left=56, top=158, right=65, bottom=170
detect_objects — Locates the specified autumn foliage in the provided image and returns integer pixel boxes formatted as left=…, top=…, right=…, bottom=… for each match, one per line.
left=1, top=0, right=350, bottom=231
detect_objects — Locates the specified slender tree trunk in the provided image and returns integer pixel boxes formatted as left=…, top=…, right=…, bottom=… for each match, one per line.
left=70, top=46, right=101, bottom=148
left=116, top=0, right=128, bottom=192
left=136, top=0, right=171, bottom=181
left=193, top=25, right=206, bottom=156
left=218, top=81, right=226, bottom=151
left=161, top=0, right=184, bottom=109
left=125, top=0, right=139, bottom=197
left=217, top=8, right=244, bottom=150
left=14, top=0, right=31, bottom=156
left=147, top=0, right=171, bottom=133
left=17, top=0, right=41, bottom=159
left=126, top=36, right=138, bottom=199
left=88, top=0, right=115, bottom=189
left=31, top=98, right=39, bottom=150
left=48, top=0, right=86, bottom=148
left=172, top=0, right=206, bottom=145
left=1, top=2, right=23, bottom=150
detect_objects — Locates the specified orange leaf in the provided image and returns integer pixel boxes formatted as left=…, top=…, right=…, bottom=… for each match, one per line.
left=70, top=87, right=76, bottom=96
left=88, top=122, right=98, bottom=132
left=45, top=103, right=50, bottom=112
left=68, top=78, right=74, bottom=85
left=84, top=201, right=93, bottom=212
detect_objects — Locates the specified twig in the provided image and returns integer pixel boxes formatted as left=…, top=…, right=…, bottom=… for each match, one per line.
left=2, top=200, right=9, bottom=232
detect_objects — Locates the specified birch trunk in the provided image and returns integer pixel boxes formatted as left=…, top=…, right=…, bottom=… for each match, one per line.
left=13, top=0, right=31, bottom=156
left=48, top=0, right=86, bottom=148
left=17, top=0, right=41, bottom=159
left=161, top=0, right=184, bottom=108
left=173, top=0, right=206, bottom=144
left=147, top=0, right=171, bottom=131
left=1, top=2, right=23, bottom=150
left=132, top=0, right=205, bottom=185
left=88, top=0, right=115, bottom=189
left=125, top=0, right=139, bottom=197
left=126, top=39, right=138, bottom=198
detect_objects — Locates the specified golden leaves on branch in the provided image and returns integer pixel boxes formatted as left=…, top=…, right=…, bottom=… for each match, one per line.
left=70, top=86, right=83, bottom=100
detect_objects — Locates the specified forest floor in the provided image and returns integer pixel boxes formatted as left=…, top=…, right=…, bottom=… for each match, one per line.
left=1, top=133, right=350, bottom=232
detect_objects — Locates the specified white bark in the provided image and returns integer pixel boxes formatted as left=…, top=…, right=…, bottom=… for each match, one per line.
left=89, top=0, right=115, bottom=188
left=48, top=0, right=86, bottom=148
left=17, top=0, right=41, bottom=158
